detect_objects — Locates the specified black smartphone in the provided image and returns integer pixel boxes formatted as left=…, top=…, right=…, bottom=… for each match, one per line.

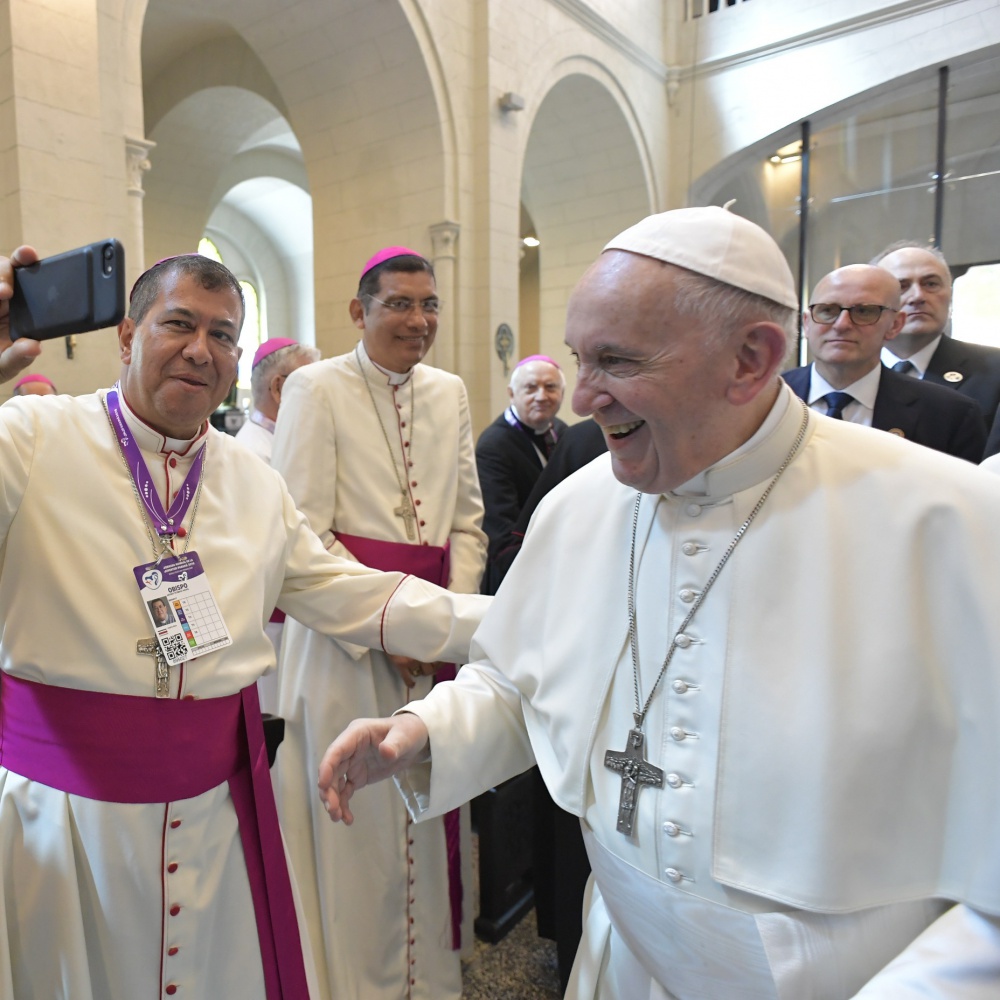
left=9, top=238, right=126, bottom=341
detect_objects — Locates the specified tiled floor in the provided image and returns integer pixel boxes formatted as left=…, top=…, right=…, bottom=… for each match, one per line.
left=461, top=907, right=562, bottom=999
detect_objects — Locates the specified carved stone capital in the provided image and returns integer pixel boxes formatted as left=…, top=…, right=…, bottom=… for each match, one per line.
left=428, top=221, right=460, bottom=260
left=125, top=136, right=156, bottom=198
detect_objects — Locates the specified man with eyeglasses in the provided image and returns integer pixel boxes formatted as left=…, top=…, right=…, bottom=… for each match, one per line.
left=271, top=247, right=486, bottom=1000
left=784, top=263, right=986, bottom=461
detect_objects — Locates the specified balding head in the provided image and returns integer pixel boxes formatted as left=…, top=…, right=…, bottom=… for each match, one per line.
left=805, top=265, right=903, bottom=389
left=873, top=244, right=952, bottom=357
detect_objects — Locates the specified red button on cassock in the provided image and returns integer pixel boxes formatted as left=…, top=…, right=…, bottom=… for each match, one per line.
left=165, top=986, right=178, bottom=996
left=167, top=863, right=178, bottom=874
left=169, top=905, right=181, bottom=917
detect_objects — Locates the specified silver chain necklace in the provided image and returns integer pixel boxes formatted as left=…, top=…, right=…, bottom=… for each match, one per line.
left=604, top=401, right=809, bottom=837
left=354, top=344, right=418, bottom=540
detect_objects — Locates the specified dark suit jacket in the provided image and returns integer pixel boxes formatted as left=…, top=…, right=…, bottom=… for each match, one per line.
left=475, top=411, right=567, bottom=593
left=922, top=335, right=1000, bottom=438
left=783, top=364, right=986, bottom=462
left=487, top=418, right=609, bottom=589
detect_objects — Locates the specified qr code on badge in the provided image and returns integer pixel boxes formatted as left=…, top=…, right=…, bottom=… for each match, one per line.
left=160, top=632, right=190, bottom=663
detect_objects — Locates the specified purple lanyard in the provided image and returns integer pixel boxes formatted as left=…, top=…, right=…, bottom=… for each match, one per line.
left=106, top=388, right=205, bottom=538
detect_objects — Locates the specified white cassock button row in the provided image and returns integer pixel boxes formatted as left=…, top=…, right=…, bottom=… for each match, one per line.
left=672, top=679, right=689, bottom=694
left=665, top=868, right=683, bottom=883
left=685, top=503, right=702, bottom=517
left=663, top=821, right=680, bottom=837
left=681, top=542, right=698, bottom=556
left=670, top=727, right=687, bottom=742
left=666, top=773, right=683, bottom=788
left=674, top=633, right=691, bottom=648
left=679, top=589, right=696, bottom=603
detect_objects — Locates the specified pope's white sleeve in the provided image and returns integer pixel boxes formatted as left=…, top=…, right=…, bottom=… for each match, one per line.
left=852, top=904, right=1000, bottom=998
left=394, top=659, right=536, bottom=821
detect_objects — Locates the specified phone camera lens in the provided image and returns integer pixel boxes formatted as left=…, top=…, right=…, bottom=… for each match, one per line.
left=102, top=244, right=114, bottom=274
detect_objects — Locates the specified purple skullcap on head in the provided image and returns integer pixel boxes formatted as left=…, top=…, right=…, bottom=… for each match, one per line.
left=252, top=338, right=299, bottom=369
left=359, top=246, right=427, bottom=281
left=515, top=354, right=561, bottom=370
left=13, top=373, right=55, bottom=390
left=129, top=253, right=203, bottom=303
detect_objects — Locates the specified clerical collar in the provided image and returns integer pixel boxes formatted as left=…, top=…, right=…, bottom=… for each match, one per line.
left=671, top=383, right=809, bottom=500
left=356, top=341, right=413, bottom=385
left=506, top=404, right=553, bottom=436
left=249, top=409, right=276, bottom=434
left=881, top=334, right=942, bottom=378
left=116, top=386, right=209, bottom=456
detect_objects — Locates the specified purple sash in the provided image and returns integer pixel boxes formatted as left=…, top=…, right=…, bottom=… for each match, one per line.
left=0, top=672, right=309, bottom=1000
left=335, top=532, right=463, bottom=948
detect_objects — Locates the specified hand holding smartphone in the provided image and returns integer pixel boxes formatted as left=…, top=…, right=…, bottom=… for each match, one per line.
left=9, top=239, right=126, bottom=342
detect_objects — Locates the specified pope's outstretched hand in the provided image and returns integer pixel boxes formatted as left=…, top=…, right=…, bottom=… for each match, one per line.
left=317, top=712, right=430, bottom=825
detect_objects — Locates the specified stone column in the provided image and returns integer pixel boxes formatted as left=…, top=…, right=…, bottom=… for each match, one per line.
left=125, top=137, right=156, bottom=287
left=428, top=220, right=460, bottom=372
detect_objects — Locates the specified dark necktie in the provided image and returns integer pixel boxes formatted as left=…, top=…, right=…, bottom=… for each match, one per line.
left=824, top=391, right=854, bottom=420
left=892, top=359, right=916, bottom=376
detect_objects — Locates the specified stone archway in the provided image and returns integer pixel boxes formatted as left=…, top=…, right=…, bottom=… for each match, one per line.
left=521, top=72, right=651, bottom=419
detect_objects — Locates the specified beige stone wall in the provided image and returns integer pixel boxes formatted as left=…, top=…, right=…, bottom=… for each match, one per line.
left=1, top=0, right=998, bottom=422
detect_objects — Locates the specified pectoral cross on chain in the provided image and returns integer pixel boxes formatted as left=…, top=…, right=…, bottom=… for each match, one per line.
left=137, top=637, right=171, bottom=698
left=394, top=491, right=417, bottom=541
left=604, top=725, right=664, bottom=836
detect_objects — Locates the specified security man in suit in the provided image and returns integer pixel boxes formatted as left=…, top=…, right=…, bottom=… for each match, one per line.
left=873, top=242, right=1000, bottom=457
left=475, top=355, right=567, bottom=594
left=784, top=263, right=986, bottom=462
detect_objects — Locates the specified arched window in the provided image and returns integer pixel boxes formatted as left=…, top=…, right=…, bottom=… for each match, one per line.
left=953, top=263, right=1000, bottom=351
left=198, top=237, right=262, bottom=390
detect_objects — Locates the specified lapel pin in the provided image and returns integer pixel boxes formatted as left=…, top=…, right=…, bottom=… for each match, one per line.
left=943, top=371, right=964, bottom=383
left=888, top=428, right=906, bottom=437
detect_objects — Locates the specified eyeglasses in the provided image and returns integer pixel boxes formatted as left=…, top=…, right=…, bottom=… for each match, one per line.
left=808, top=303, right=896, bottom=326
left=367, top=295, right=441, bottom=316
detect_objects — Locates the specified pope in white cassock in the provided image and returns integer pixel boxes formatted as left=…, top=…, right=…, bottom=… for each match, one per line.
left=320, top=208, right=1000, bottom=999
left=271, top=246, right=487, bottom=1000
left=0, top=250, right=488, bottom=1000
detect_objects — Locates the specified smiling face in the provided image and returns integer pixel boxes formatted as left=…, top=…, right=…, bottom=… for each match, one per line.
left=118, top=271, right=243, bottom=439
left=805, top=265, right=903, bottom=388
left=567, top=252, right=784, bottom=494
left=508, top=360, right=564, bottom=431
left=351, top=269, right=438, bottom=374
left=878, top=247, right=952, bottom=356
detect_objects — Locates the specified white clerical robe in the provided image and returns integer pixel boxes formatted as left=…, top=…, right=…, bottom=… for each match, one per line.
left=271, top=344, right=486, bottom=1000
left=398, top=383, right=1000, bottom=999
left=235, top=409, right=275, bottom=464
left=0, top=390, right=487, bottom=1000
left=234, top=409, right=286, bottom=711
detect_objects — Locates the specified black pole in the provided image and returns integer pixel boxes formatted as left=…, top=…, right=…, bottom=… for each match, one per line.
left=933, top=66, right=949, bottom=248
left=796, top=120, right=811, bottom=360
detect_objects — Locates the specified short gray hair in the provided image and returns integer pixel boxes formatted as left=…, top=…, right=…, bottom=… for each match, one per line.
left=669, top=264, right=797, bottom=346
left=251, top=342, right=320, bottom=408
left=869, top=240, right=950, bottom=278
left=508, top=359, right=566, bottom=392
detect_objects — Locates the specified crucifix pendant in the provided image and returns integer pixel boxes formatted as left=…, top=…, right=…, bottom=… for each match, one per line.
left=394, top=491, right=417, bottom=541
left=604, top=727, right=664, bottom=837
left=137, top=637, right=171, bottom=698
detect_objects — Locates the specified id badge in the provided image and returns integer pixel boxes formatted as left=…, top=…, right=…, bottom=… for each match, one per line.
left=134, top=551, right=233, bottom=665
